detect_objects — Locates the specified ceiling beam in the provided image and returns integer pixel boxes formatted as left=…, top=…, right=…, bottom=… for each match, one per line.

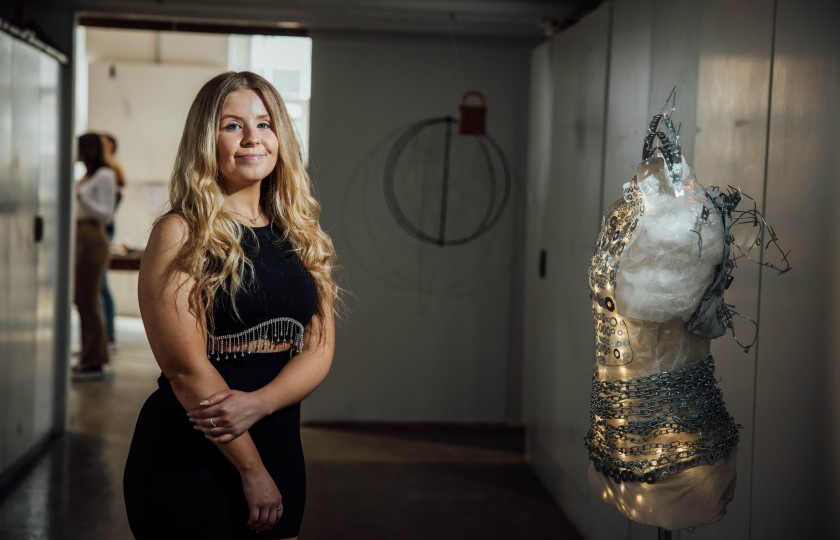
left=73, top=0, right=601, bottom=40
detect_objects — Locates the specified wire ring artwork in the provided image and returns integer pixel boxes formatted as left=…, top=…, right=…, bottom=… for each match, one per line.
left=383, top=116, right=511, bottom=246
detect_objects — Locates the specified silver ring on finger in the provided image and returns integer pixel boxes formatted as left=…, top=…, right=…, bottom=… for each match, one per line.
left=210, top=417, right=217, bottom=427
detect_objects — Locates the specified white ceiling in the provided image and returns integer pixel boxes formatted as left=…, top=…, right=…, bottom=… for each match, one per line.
left=75, top=0, right=603, bottom=41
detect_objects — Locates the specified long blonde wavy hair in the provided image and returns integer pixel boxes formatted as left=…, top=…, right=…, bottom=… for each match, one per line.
left=166, top=71, right=337, bottom=337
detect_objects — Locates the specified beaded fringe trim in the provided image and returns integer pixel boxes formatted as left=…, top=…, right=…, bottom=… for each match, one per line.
left=208, top=317, right=304, bottom=360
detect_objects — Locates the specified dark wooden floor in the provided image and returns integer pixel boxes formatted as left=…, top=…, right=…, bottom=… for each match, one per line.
left=0, top=317, right=582, bottom=539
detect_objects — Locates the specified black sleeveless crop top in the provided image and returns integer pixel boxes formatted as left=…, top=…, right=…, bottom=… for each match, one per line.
left=208, top=225, right=318, bottom=358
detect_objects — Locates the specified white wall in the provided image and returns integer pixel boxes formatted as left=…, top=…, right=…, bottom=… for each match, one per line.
left=87, top=62, right=225, bottom=317
left=306, top=32, right=529, bottom=423
left=523, top=0, right=840, bottom=538
left=756, top=0, right=840, bottom=536
left=84, top=28, right=229, bottom=317
left=523, top=5, right=618, bottom=538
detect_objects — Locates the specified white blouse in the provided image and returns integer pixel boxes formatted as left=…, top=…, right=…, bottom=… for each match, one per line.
left=77, top=167, right=117, bottom=224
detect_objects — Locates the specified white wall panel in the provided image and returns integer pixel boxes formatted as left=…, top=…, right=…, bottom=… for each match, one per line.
left=34, top=54, right=62, bottom=438
left=539, top=0, right=609, bottom=500
left=307, top=33, right=529, bottom=422
left=5, top=38, right=41, bottom=467
left=0, top=30, right=64, bottom=479
left=646, top=0, right=701, bottom=162
left=692, top=1, right=775, bottom=539
left=523, top=4, right=623, bottom=539
left=521, top=41, right=553, bottom=431
left=0, top=30, right=12, bottom=473
left=601, top=0, right=652, bottom=210
left=756, top=0, right=840, bottom=537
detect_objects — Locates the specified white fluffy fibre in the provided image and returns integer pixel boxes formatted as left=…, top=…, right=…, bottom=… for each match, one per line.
left=615, top=161, right=724, bottom=323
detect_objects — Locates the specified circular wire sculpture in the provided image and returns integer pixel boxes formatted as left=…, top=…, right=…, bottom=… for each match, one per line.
left=383, top=116, right=511, bottom=246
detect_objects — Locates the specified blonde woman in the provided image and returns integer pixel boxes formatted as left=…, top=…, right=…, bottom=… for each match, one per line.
left=124, top=72, right=337, bottom=540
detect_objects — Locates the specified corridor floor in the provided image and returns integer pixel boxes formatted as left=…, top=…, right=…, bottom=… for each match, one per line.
left=0, top=317, right=582, bottom=539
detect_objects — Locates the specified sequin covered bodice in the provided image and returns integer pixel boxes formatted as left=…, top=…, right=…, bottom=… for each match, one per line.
left=588, top=184, right=644, bottom=367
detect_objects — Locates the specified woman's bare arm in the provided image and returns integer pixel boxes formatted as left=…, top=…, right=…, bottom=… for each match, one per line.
left=256, top=299, right=335, bottom=411
left=138, top=213, right=282, bottom=532
left=188, top=296, right=335, bottom=442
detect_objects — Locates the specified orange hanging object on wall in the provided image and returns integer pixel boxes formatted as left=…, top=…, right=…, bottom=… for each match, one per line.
left=458, top=91, right=486, bottom=135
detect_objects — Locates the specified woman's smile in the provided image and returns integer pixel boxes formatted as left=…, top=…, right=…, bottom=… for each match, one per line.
left=236, top=153, right=266, bottom=161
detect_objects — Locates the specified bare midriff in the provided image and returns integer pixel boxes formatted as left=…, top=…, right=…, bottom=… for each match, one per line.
left=216, top=339, right=292, bottom=354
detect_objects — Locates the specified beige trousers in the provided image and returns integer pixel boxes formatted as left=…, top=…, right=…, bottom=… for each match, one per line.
left=74, top=220, right=110, bottom=367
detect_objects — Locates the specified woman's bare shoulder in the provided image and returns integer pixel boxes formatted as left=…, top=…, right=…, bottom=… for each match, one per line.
left=151, top=213, right=190, bottom=245
left=143, top=213, right=191, bottom=267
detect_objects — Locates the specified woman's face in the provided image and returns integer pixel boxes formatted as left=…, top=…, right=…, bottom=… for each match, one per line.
left=102, top=136, right=115, bottom=158
left=216, top=89, right=279, bottom=191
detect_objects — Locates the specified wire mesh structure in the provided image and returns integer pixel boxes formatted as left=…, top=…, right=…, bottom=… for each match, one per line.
left=383, top=116, right=511, bottom=246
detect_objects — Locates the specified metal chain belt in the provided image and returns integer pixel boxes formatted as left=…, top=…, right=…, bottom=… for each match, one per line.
left=585, top=356, right=740, bottom=484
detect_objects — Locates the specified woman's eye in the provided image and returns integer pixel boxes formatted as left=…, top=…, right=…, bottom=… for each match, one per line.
left=222, top=123, right=241, bottom=131
left=258, top=122, right=272, bottom=129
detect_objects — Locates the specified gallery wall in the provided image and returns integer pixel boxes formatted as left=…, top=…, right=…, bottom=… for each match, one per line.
left=306, top=31, right=530, bottom=423
left=522, top=0, right=840, bottom=538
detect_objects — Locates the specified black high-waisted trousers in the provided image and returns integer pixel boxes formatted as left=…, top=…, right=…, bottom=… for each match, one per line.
left=124, top=352, right=304, bottom=539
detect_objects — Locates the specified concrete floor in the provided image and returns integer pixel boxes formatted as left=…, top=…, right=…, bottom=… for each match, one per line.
left=0, top=317, right=582, bottom=539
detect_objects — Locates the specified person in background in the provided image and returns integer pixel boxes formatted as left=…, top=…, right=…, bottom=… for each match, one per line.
left=123, top=71, right=338, bottom=539
left=100, top=132, right=126, bottom=350
left=73, top=132, right=117, bottom=381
